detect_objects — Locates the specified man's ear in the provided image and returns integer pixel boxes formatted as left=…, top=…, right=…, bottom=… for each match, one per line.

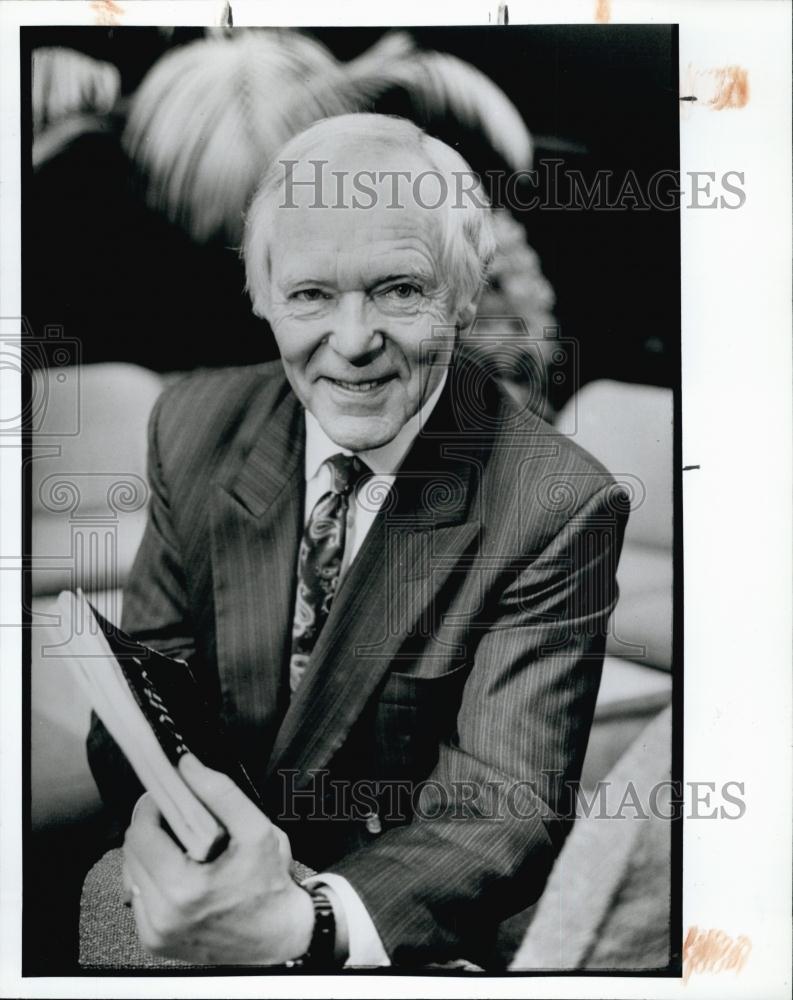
left=455, top=290, right=482, bottom=336
left=252, top=297, right=271, bottom=322
left=247, top=249, right=273, bottom=321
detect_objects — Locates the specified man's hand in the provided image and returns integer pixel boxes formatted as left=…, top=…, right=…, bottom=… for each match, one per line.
left=121, top=755, right=314, bottom=965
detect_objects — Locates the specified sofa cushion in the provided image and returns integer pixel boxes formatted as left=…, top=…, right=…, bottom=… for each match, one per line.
left=30, top=363, right=163, bottom=596
left=31, top=589, right=123, bottom=831
left=608, top=543, right=673, bottom=670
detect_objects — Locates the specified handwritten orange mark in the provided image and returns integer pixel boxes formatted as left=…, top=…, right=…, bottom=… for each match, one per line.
left=683, top=926, right=751, bottom=984
left=682, top=64, right=750, bottom=110
left=708, top=65, right=750, bottom=110
left=595, top=0, right=611, bottom=23
left=90, top=0, right=124, bottom=26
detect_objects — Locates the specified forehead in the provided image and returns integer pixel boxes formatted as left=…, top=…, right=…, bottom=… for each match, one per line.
left=270, top=147, right=445, bottom=283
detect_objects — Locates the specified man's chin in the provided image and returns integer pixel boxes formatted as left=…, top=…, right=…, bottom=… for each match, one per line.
left=317, top=412, right=401, bottom=453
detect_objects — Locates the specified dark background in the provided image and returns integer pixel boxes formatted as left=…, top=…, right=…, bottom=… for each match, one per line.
left=22, top=25, right=679, bottom=405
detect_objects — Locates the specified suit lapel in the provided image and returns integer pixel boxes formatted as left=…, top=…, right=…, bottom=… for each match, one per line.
left=209, top=380, right=304, bottom=764
left=265, top=363, right=490, bottom=786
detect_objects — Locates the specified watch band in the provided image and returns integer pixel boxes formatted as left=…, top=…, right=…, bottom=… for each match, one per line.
left=286, top=887, right=341, bottom=969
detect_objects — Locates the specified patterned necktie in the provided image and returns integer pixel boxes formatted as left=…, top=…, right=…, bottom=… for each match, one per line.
left=290, top=453, right=372, bottom=693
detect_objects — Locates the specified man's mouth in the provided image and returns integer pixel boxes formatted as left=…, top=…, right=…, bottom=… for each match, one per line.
left=324, top=375, right=396, bottom=393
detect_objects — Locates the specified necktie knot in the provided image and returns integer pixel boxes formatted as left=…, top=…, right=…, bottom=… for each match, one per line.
left=326, top=453, right=372, bottom=496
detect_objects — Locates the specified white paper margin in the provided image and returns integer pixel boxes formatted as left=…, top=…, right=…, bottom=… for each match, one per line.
left=1, top=1, right=790, bottom=998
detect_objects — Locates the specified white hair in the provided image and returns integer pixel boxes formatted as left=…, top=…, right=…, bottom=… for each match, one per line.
left=243, top=113, right=496, bottom=318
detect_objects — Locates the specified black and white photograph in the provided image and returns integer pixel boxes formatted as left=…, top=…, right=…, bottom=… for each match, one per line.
left=2, top=2, right=790, bottom=996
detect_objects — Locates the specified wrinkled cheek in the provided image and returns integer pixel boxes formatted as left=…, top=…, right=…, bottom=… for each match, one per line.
left=397, top=307, right=457, bottom=371
left=271, top=317, right=321, bottom=367
left=414, top=301, right=457, bottom=343
left=390, top=303, right=452, bottom=339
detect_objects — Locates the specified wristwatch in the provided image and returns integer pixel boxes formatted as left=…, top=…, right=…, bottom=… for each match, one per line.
left=286, top=886, right=342, bottom=969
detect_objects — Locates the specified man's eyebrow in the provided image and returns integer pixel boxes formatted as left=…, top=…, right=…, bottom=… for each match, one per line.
left=371, top=272, right=431, bottom=285
left=277, top=255, right=437, bottom=288
left=368, top=260, right=437, bottom=284
left=278, top=274, right=330, bottom=287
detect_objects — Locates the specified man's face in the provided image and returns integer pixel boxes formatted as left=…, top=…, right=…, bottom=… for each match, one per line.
left=266, top=151, right=464, bottom=451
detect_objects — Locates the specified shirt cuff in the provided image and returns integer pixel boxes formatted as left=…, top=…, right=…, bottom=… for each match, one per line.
left=303, top=872, right=391, bottom=968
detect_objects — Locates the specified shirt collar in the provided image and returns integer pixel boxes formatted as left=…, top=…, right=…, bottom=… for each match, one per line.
left=304, top=370, right=449, bottom=482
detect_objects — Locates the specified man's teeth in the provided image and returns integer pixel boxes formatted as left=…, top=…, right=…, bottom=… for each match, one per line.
left=332, top=378, right=387, bottom=392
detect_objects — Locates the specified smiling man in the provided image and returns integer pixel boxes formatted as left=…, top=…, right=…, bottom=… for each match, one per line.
left=87, top=114, right=628, bottom=969
left=246, top=129, right=480, bottom=453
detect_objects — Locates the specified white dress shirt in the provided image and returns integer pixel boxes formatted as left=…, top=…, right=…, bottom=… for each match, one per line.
left=298, top=372, right=447, bottom=967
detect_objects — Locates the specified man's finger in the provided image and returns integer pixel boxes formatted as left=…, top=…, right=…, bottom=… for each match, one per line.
left=131, top=791, right=152, bottom=824
left=125, top=792, right=190, bottom=884
left=120, top=859, right=134, bottom=907
left=177, top=754, right=270, bottom=840
left=120, top=793, right=153, bottom=905
left=127, top=870, right=164, bottom=956
left=123, top=837, right=176, bottom=934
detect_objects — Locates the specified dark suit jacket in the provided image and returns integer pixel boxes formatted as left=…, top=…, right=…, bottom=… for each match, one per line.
left=87, top=355, right=628, bottom=967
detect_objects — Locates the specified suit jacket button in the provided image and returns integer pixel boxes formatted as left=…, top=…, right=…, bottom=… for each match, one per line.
left=364, top=811, right=382, bottom=835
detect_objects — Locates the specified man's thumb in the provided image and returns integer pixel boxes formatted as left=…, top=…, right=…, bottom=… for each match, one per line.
left=178, top=753, right=265, bottom=836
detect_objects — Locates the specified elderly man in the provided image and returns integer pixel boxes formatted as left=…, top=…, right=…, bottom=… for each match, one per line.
left=87, top=113, right=627, bottom=969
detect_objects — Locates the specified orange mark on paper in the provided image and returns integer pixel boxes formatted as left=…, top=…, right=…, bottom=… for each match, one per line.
left=708, top=65, right=750, bottom=110
left=682, top=64, right=750, bottom=110
left=90, top=0, right=124, bottom=25
left=682, top=926, right=751, bottom=984
left=594, top=0, right=611, bottom=23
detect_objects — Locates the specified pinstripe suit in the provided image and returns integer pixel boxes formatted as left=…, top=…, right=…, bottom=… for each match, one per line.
left=88, top=352, right=628, bottom=967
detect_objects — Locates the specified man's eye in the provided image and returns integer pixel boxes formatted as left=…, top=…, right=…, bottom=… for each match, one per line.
left=292, top=289, right=330, bottom=302
left=383, top=283, right=421, bottom=300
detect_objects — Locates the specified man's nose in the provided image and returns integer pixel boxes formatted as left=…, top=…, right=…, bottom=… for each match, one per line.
left=327, top=292, right=383, bottom=367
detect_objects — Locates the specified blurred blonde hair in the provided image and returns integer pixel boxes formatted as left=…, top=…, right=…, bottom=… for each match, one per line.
left=243, top=113, right=495, bottom=318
